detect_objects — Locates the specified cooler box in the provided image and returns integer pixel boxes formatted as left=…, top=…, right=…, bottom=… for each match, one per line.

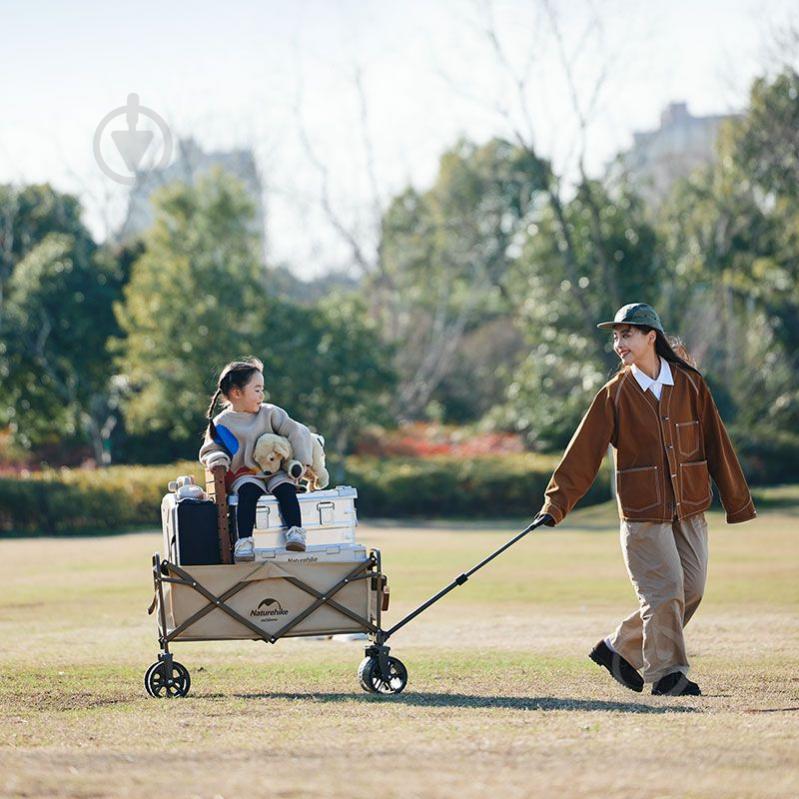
left=161, top=494, right=221, bottom=565
left=163, top=555, right=379, bottom=640
left=254, top=542, right=367, bottom=564
left=253, top=485, right=358, bottom=548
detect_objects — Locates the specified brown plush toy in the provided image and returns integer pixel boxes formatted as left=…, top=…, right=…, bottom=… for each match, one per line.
left=254, top=432, right=329, bottom=491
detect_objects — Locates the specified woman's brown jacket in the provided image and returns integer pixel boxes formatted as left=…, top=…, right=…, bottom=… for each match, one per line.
left=538, top=363, right=757, bottom=525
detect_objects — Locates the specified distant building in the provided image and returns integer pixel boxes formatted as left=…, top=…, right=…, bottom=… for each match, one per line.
left=118, top=137, right=265, bottom=252
left=607, top=102, right=740, bottom=207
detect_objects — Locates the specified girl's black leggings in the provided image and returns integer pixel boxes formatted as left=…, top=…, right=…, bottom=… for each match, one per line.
left=236, top=482, right=302, bottom=539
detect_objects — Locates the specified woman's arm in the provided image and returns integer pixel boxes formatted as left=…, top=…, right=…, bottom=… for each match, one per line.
left=698, top=379, right=756, bottom=524
left=537, top=386, right=616, bottom=525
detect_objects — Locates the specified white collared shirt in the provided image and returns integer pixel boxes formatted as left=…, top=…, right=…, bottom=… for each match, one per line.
left=631, top=356, right=674, bottom=401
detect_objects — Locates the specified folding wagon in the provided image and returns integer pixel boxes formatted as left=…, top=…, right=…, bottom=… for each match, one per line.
left=145, top=465, right=545, bottom=698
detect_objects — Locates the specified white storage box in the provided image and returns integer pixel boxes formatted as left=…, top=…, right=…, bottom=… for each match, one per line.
left=253, top=485, right=358, bottom=548
left=254, top=542, right=367, bottom=564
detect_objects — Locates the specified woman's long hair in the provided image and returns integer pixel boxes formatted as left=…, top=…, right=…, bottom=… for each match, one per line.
left=612, top=326, right=702, bottom=377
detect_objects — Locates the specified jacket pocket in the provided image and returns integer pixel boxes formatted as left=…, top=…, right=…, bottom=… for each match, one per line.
left=679, top=460, right=711, bottom=507
left=676, top=420, right=701, bottom=457
left=616, top=465, right=661, bottom=513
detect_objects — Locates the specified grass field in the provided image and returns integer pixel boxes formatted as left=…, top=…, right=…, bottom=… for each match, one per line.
left=1, top=491, right=798, bottom=798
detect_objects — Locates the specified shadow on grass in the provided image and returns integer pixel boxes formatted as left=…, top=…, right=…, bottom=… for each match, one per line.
left=211, top=691, right=698, bottom=713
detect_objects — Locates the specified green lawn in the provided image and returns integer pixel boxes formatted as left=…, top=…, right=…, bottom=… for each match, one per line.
left=1, top=491, right=798, bottom=798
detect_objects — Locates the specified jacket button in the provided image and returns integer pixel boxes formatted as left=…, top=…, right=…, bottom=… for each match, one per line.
left=667, top=444, right=673, bottom=449
left=661, top=416, right=669, bottom=421
left=671, top=474, right=677, bottom=478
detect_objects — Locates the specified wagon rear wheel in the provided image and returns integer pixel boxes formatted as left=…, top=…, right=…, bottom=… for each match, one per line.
left=145, top=660, right=191, bottom=698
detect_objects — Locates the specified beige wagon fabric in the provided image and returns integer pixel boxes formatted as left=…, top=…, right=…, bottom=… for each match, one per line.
left=164, top=561, right=375, bottom=640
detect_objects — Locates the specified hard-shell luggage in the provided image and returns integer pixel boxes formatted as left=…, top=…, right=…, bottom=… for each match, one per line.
left=254, top=485, right=358, bottom=547
left=161, top=494, right=221, bottom=566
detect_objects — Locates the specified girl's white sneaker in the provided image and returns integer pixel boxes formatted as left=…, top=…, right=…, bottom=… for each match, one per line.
left=285, top=526, right=307, bottom=552
left=233, top=536, right=255, bottom=562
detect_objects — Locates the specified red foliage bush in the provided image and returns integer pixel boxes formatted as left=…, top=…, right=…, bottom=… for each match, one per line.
left=355, top=423, right=525, bottom=459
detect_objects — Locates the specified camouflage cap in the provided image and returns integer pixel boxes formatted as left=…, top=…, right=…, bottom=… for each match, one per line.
left=596, top=302, right=664, bottom=334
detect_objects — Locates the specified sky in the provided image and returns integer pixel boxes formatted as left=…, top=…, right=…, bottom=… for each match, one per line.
left=1, top=0, right=796, bottom=277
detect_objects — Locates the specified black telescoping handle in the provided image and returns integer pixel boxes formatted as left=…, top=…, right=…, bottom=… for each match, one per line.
left=382, top=516, right=551, bottom=640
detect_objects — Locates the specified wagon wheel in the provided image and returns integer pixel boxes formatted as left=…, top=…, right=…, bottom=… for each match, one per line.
left=145, top=660, right=191, bottom=698
left=357, top=656, right=407, bottom=695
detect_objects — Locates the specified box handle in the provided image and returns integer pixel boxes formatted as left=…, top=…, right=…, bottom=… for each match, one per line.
left=317, top=501, right=335, bottom=525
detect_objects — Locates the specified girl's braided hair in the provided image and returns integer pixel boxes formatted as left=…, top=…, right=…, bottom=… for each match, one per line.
left=205, top=357, right=264, bottom=442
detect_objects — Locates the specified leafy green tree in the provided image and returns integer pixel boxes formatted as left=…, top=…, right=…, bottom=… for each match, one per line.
left=494, top=180, right=661, bottom=449
left=658, top=67, right=799, bottom=438
left=375, top=138, right=547, bottom=420
left=0, top=183, right=90, bottom=305
left=0, top=185, right=124, bottom=461
left=263, top=292, right=396, bottom=454
left=115, top=168, right=397, bottom=459
left=114, top=168, right=266, bottom=443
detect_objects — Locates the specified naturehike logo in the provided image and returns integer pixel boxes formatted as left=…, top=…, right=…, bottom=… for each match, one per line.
left=250, top=598, right=289, bottom=618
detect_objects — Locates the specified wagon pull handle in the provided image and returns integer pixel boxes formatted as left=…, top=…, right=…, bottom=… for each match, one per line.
left=382, top=517, right=548, bottom=640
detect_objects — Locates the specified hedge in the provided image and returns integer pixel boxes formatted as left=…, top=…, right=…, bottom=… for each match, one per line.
left=0, top=462, right=205, bottom=535
left=0, top=455, right=614, bottom=535
left=342, top=454, right=612, bottom=518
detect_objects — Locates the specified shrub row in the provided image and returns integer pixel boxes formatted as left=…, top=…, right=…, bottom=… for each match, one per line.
left=0, top=462, right=204, bottom=534
left=731, top=426, right=799, bottom=486
left=342, top=454, right=611, bottom=518
left=0, top=455, right=614, bottom=535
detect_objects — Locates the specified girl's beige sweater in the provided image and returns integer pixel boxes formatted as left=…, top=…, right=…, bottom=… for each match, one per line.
left=199, top=403, right=313, bottom=477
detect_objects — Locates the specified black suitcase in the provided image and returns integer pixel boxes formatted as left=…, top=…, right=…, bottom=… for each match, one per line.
left=161, top=494, right=221, bottom=565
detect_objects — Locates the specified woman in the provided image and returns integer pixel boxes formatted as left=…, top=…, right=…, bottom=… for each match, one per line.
left=534, top=303, right=756, bottom=696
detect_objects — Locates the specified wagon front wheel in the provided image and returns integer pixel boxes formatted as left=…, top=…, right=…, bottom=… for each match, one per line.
left=358, top=655, right=407, bottom=695
left=145, top=660, right=191, bottom=698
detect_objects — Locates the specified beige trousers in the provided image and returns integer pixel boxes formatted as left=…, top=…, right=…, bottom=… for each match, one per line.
left=607, top=512, right=709, bottom=683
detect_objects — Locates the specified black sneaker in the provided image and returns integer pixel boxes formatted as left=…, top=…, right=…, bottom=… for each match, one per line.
left=652, top=671, right=701, bottom=696
left=588, top=640, right=644, bottom=693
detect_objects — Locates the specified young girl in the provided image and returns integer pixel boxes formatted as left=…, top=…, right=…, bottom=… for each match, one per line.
left=199, top=357, right=314, bottom=560
left=534, top=303, right=756, bottom=697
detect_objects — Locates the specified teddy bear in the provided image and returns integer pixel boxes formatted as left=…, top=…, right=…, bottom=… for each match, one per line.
left=253, top=432, right=329, bottom=491
left=252, top=433, right=293, bottom=477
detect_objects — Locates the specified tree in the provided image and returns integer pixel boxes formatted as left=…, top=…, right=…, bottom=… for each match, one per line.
left=494, top=179, right=661, bottom=449
left=658, top=67, right=799, bottom=436
left=115, top=168, right=397, bottom=458
left=114, top=168, right=267, bottom=443
left=0, top=184, right=91, bottom=308
left=0, top=184, right=124, bottom=461
left=263, top=292, right=396, bottom=454
left=375, top=138, right=547, bottom=420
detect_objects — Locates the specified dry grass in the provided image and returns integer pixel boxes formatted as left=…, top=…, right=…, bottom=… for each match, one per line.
left=1, top=495, right=798, bottom=798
